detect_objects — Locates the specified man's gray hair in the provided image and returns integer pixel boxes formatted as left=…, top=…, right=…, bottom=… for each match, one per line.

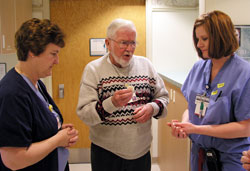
left=106, top=18, right=137, bottom=39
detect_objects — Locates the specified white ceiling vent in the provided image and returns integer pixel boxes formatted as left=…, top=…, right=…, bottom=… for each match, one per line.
left=152, top=0, right=199, bottom=8
left=32, top=0, right=43, bottom=7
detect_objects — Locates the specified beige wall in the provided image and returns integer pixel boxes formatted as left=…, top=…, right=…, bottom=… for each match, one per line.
left=2, top=0, right=250, bottom=72
left=204, top=0, right=250, bottom=25
left=50, top=0, right=146, bottom=60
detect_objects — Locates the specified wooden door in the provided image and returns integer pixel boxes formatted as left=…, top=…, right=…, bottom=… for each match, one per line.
left=158, top=79, right=190, bottom=171
left=50, top=0, right=145, bottom=162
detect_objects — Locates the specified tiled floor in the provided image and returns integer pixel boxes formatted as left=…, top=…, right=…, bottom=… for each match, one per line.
left=69, top=163, right=160, bottom=171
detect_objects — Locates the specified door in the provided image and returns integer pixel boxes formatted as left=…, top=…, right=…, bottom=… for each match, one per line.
left=158, top=79, right=191, bottom=171
left=50, top=0, right=146, bottom=163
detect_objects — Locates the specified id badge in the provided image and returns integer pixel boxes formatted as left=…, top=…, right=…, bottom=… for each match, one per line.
left=195, top=94, right=209, bottom=118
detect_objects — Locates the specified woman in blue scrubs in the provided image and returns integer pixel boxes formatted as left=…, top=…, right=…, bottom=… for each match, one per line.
left=0, top=18, right=78, bottom=171
left=168, top=10, right=250, bottom=171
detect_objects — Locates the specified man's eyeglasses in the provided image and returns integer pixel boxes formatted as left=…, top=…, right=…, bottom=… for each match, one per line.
left=109, top=39, right=137, bottom=49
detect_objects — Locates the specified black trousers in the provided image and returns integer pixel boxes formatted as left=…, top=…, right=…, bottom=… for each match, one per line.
left=91, top=143, right=151, bottom=171
left=65, top=162, right=69, bottom=171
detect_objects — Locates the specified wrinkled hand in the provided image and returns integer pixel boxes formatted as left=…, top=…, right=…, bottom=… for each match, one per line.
left=133, top=104, right=153, bottom=123
left=241, top=150, right=250, bottom=171
left=111, top=89, right=133, bottom=107
left=167, top=120, right=188, bottom=139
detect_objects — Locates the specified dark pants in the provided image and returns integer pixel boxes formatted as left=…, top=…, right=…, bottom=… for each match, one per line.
left=65, top=162, right=69, bottom=171
left=91, top=143, right=151, bottom=171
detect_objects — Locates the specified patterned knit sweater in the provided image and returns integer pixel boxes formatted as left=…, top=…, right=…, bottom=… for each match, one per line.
left=76, top=53, right=169, bottom=159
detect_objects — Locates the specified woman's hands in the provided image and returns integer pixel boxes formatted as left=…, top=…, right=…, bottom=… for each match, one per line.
left=241, top=150, right=250, bottom=171
left=167, top=120, right=188, bottom=139
left=0, top=124, right=79, bottom=170
left=167, top=109, right=191, bottom=139
left=57, top=124, right=79, bottom=148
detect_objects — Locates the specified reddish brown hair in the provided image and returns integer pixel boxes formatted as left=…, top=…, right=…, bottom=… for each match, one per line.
left=193, top=10, right=239, bottom=59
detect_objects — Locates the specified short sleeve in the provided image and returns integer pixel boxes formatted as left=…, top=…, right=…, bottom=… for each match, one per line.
left=181, top=68, right=194, bottom=101
left=234, top=78, right=250, bottom=121
left=0, top=93, right=33, bottom=147
left=181, top=60, right=203, bottom=102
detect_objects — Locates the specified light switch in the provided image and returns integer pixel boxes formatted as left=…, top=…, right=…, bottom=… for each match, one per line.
left=59, top=84, right=64, bottom=99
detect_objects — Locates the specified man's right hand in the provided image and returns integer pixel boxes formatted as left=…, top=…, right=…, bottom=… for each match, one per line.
left=111, top=89, right=133, bottom=107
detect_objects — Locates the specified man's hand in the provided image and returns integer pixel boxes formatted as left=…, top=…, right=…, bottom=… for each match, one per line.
left=133, top=104, right=154, bottom=123
left=111, top=89, right=133, bottom=107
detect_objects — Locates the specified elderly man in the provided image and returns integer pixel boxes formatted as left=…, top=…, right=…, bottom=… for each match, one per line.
left=76, top=18, right=169, bottom=171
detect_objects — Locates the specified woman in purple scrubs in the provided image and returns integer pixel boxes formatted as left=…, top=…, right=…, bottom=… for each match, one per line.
left=168, top=10, right=250, bottom=171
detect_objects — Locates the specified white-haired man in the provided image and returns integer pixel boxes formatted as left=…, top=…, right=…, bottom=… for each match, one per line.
left=76, top=18, right=169, bottom=171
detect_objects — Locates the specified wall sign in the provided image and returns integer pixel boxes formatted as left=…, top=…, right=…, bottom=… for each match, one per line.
left=89, top=38, right=107, bottom=56
left=235, top=25, right=250, bottom=63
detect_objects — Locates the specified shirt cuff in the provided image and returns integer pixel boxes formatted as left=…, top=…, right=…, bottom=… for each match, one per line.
left=148, top=102, right=160, bottom=117
left=102, top=96, right=119, bottom=113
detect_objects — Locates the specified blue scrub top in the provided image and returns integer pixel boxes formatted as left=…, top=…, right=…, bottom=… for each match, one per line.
left=21, top=73, right=69, bottom=171
left=182, top=54, right=250, bottom=170
left=0, top=68, right=64, bottom=171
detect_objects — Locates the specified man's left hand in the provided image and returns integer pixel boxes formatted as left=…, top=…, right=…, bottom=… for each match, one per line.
left=133, top=104, right=153, bottom=123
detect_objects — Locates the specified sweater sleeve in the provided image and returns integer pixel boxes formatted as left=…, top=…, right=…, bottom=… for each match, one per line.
left=151, top=70, right=169, bottom=119
left=76, top=62, right=119, bottom=126
left=145, top=58, right=169, bottom=119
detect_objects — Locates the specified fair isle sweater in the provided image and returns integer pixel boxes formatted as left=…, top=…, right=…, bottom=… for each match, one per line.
left=76, top=53, right=169, bottom=159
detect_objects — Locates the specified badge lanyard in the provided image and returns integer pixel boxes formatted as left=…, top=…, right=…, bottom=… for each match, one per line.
left=194, top=92, right=209, bottom=118
left=194, top=79, right=210, bottom=118
left=37, top=83, right=62, bottom=129
left=20, top=74, right=62, bottom=129
left=194, top=82, right=225, bottom=118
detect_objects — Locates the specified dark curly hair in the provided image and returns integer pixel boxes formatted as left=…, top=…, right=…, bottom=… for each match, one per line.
left=193, top=10, right=239, bottom=59
left=15, top=18, right=65, bottom=61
